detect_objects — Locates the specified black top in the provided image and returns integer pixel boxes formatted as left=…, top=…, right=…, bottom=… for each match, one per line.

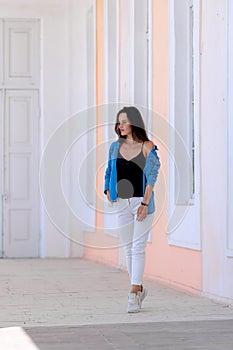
left=116, top=144, right=146, bottom=199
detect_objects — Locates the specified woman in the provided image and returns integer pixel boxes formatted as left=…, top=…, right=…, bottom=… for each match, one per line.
left=104, top=106, right=160, bottom=313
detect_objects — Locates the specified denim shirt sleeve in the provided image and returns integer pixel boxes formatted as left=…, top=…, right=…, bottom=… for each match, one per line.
left=104, top=144, right=113, bottom=193
left=144, top=146, right=161, bottom=186
left=103, top=141, right=119, bottom=201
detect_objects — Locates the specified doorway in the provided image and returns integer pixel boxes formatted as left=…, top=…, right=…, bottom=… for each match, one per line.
left=0, top=19, right=40, bottom=257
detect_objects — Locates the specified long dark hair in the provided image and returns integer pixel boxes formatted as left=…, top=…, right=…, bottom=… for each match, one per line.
left=114, top=106, right=149, bottom=142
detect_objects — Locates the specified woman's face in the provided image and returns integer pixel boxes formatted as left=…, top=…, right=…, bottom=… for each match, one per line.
left=118, top=113, right=132, bottom=137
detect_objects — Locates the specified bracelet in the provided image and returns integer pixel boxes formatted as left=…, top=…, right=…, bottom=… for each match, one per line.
left=141, top=202, right=148, bottom=207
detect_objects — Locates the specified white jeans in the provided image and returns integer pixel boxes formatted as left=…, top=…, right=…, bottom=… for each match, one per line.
left=115, top=197, right=154, bottom=286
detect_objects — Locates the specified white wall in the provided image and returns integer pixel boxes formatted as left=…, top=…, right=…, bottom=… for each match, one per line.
left=227, top=0, right=233, bottom=257
left=201, top=0, right=233, bottom=301
left=0, top=0, right=94, bottom=257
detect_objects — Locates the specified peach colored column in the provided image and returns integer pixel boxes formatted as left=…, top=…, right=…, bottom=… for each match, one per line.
left=84, top=0, right=118, bottom=266
left=144, top=0, right=202, bottom=293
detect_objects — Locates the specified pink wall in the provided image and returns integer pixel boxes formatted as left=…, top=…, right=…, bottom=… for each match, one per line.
left=143, top=0, right=202, bottom=293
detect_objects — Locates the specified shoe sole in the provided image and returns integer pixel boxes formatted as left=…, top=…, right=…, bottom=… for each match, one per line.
left=127, top=308, right=140, bottom=313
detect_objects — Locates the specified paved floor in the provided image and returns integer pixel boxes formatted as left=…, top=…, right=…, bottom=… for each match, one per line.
left=0, top=259, right=233, bottom=349
left=25, top=320, right=233, bottom=350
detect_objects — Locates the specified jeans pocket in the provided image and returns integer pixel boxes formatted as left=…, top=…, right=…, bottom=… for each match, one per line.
left=131, top=197, right=143, bottom=209
left=107, top=199, right=121, bottom=212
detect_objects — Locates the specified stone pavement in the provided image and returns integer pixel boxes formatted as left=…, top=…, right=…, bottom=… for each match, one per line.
left=0, top=258, right=233, bottom=349
left=25, top=320, right=233, bottom=350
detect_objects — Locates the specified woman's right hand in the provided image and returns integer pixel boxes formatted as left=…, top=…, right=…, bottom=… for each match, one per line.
left=106, top=190, right=111, bottom=202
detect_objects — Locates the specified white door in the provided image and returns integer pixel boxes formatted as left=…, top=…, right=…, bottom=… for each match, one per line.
left=1, top=19, right=40, bottom=257
left=3, top=90, right=40, bottom=257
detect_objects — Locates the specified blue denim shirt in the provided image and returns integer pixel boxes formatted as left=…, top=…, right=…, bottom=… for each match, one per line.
left=104, top=141, right=160, bottom=214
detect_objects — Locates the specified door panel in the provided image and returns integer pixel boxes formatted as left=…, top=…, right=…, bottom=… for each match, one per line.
left=9, top=209, right=31, bottom=241
left=4, top=90, right=40, bottom=257
left=4, top=19, right=40, bottom=87
left=10, top=154, right=30, bottom=200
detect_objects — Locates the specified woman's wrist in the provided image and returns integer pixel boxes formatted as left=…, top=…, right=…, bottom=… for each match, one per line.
left=141, top=201, right=148, bottom=207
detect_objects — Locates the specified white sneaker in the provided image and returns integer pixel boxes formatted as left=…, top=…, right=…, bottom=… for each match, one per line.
left=127, top=292, right=140, bottom=313
left=139, top=287, right=148, bottom=309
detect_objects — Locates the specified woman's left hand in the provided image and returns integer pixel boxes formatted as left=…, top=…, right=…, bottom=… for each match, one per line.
left=137, top=205, right=148, bottom=221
